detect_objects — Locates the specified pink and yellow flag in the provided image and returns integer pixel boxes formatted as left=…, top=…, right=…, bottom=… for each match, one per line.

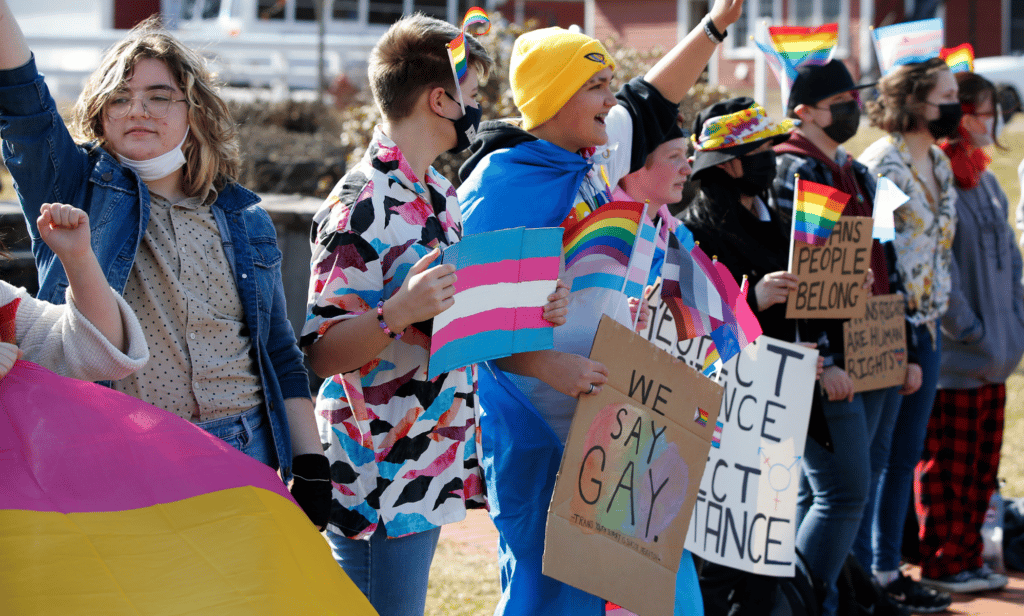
left=0, top=362, right=377, bottom=616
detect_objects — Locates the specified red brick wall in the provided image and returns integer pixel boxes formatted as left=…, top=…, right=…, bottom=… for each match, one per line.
left=945, top=0, right=1003, bottom=57
left=496, top=0, right=585, bottom=28
left=593, top=0, right=677, bottom=50
left=114, top=0, right=160, bottom=29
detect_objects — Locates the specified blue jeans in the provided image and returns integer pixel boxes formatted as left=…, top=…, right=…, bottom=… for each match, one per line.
left=851, top=386, right=904, bottom=570
left=196, top=405, right=277, bottom=469
left=327, top=524, right=442, bottom=616
left=797, top=386, right=896, bottom=616
left=863, top=323, right=942, bottom=573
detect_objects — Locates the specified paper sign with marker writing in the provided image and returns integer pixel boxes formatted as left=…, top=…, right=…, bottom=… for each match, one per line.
left=843, top=294, right=908, bottom=393
left=786, top=215, right=874, bottom=319
left=637, top=289, right=818, bottom=576
left=544, top=316, right=723, bottom=615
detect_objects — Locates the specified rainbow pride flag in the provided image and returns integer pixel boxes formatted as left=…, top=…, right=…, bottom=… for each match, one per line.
left=694, top=406, right=710, bottom=427
left=793, top=178, right=851, bottom=246
left=429, top=227, right=561, bottom=379
left=462, top=6, right=491, bottom=34
left=447, top=7, right=490, bottom=84
left=755, top=24, right=839, bottom=85
left=872, top=18, right=943, bottom=75
left=0, top=362, right=376, bottom=616
left=563, top=200, right=646, bottom=293
left=941, top=42, right=974, bottom=73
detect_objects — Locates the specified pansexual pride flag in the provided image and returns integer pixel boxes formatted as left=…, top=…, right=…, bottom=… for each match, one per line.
left=563, top=200, right=646, bottom=293
left=0, top=362, right=375, bottom=616
left=941, top=42, right=974, bottom=73
left=872, top=18, right=943, bottom=75
left=429, top=226, right=561, bottom=379
left=755, top=23, right=839, bottom=85
left=793, top=177, right=851, bottom=246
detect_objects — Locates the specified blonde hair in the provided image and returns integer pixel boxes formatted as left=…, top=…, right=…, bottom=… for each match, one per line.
left=70, top=17, right=239, bottom=201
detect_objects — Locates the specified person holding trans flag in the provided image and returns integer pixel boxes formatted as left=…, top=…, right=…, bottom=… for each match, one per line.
left=300, top=13, right=568, bottom=616
left=456, top=0, right=745, bottom=612
left=914, top=59, right=1023, bottom=595
left=856, top=18, right=958, bottom=613
left=762, top=36, right=922, bottom=613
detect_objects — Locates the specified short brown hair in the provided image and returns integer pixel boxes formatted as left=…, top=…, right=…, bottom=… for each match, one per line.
left=866, top=57, right=950, bottom=134
left=71, top=17, right=240, bottom=202
left=369, top=13, right=492, bottom=122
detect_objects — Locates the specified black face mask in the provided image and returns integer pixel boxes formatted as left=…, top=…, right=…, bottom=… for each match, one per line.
left=738, top=151, right=777, bottom=196
left=926, top=102, right=963, bottom=140
left=821, top=100, right=860, bottom=144
left=440, top=92, right=482, bottom=154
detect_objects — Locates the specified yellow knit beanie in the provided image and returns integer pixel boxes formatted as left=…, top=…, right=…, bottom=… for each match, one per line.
left=511, top=27, right=616, bottom=131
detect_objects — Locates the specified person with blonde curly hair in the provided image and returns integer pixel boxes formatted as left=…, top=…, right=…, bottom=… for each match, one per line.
left=0, top=1, right=331, bottom=530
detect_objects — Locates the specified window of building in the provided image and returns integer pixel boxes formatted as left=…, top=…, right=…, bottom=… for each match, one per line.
left=1011, top=0, right=1024, bottom=52
left=332, top=0, right=360, bottom=20
left=726, top=0, right=780, bottom=58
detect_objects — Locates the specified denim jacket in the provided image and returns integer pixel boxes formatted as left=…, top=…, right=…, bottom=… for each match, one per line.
left=0, top=57, right=309, bottom=477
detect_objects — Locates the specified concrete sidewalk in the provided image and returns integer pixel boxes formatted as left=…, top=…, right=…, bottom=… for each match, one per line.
left=440, top=510, right=1024, bottom=614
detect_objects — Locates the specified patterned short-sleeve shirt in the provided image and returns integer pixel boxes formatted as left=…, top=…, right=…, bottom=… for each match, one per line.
left=301, top=129, right=484, bottom=539
left=858, top=134, right=957, bottom=343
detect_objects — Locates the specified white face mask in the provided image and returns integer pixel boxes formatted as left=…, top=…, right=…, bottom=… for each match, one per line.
left=973, top=116, right=995, bottom=148
left=116, top=128, right=189, bottom=181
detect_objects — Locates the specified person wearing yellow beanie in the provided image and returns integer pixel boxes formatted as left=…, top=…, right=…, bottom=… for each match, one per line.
left=510, top=28, right=618, bottom=131
left=457, top=1, right=747, bottom=615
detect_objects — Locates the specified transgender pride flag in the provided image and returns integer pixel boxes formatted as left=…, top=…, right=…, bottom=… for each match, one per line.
left=428, top=226, right=562, bottom=379
left=872, top=18, right=944, bottom=75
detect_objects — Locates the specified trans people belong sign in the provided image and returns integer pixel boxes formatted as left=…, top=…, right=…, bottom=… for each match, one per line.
left=640, top=282, right=818, bottom=576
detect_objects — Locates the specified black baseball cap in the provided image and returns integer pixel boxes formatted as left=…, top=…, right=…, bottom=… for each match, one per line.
left=786, top=60, right=876, bottom=113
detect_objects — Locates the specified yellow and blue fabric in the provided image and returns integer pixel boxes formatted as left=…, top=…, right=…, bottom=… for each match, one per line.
left=0, top=361, right=377, bottom=616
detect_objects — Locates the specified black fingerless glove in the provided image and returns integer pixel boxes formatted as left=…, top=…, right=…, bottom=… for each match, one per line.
left=290, top=453, right=332, bottom=531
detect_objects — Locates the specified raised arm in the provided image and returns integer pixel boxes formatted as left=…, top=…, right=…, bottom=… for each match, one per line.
left=0, top=0, right=31, bottom=70
left=644, top=0, right=745, bottom=103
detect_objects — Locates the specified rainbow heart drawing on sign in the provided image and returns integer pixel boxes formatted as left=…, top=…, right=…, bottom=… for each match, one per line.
left=573, top=402, right=690, bottom=543
left=893, top=348, right=905, bottom=366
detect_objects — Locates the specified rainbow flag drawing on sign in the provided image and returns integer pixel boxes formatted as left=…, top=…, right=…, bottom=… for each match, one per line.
left=0, top=362, right=375, bottom=616
left=793, top=177, right=851, bottom=246
left=941, top=42, right=974, bottom=73
left=694, top=407, right=710, bottom=427
left=563, top=200, right=646, bottom=293
left=712, top=421, right=724, bottom=448
left=429, top=226, right=561, bottom=379
left=872, top=18, right=943, bottom=75
left=755, top=23, right=839, bottom=85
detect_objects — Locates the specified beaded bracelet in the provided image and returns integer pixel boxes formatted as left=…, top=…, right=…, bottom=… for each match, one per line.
left=376, top=300, right=403, bottom=340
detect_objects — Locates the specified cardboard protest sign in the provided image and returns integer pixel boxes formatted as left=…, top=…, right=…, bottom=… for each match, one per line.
left=786, top=215, right=873, bottom=319
left=639, top=288, right=818, bottom=576
left=843, top=294, right=908, bottom=393
left=544, top=316, right=724, bottom=615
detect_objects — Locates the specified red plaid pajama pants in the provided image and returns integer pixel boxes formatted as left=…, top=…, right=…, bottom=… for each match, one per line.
left=914, top=383, right=1005, bottom=579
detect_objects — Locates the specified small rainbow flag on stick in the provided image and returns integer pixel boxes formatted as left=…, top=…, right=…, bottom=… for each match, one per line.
left=941, top=42, right=975, bottom=73
left=446, top=7, right=491, bottom=110
left=562, top=200, right=646, bottom=293
left=792, top=176, right=850, bottom=246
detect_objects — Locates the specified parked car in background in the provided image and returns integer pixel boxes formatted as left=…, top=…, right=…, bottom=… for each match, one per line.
left=974, top=55, right=1024, bottom=123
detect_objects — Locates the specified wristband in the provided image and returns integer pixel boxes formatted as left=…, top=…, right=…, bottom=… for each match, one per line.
left=703, top=16, right=727, bottom=44
left=376, top=300, right=404, bottom=340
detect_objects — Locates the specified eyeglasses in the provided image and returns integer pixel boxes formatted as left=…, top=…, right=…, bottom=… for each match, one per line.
left=106, top=91, right=187, bottom=119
